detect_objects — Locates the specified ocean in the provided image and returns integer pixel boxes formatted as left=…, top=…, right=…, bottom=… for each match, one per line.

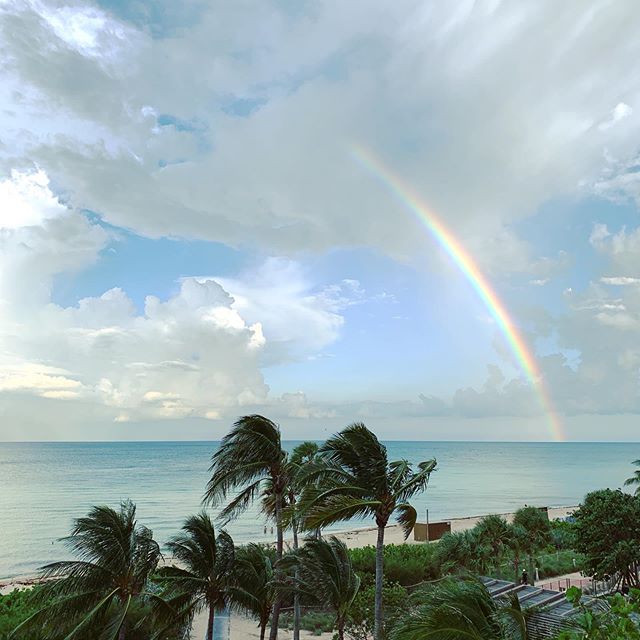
left=0, top=440, right=637, bottom=580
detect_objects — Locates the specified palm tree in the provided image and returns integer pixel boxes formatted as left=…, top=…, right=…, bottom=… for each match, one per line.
left=230, top=544, right=276, bottom=640
left=158, top=512, right=235, bottom=640
left=12, top=500, right=162, bottom=640
left=512, top=507, right=551, bottom=584
left=286, top=441, right=321, bottom=550
left=299, top=423, right=436, bottom=640
left=391, top=578, right=529, bottom=640
left=203, top=415, right=289, bottom=640
left=436, top=530, right=491, bottom=576
left=286, top=441, right=319, bottom=640
left=624, top=459, right=640, bottom=495
left=288, top=536, right=360, bottom=640
left=476, top=515, right=511, bottom=574
left=507, top=524, right=529, bottom=584
left=262, top=441, right=321, bottom=640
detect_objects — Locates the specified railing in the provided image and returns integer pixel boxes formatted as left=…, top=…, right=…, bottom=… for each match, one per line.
left=538, top=577, right=615, bottom=596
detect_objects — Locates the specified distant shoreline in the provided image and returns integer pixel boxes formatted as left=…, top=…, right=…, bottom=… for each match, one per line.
left=0, top=504, right=577, bottom=594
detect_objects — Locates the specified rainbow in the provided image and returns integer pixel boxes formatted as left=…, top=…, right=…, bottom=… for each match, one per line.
left=351, top=145, right=564, bottom=441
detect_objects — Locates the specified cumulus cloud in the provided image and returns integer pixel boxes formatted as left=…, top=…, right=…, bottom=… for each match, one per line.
left=2, top=1, right=640, bottom=267
left=0, top=170, right=361, bottom=425
left=215, top=260, right=374, bottom=363
left=3, top=0, right=640, bottom=436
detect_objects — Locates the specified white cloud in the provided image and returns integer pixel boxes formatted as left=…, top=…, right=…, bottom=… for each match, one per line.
left=0, top=169, right=65, bottom=228
left=600, top=276, right=640, bottom=286
left=1, top=1, right=640, bottom=267
left=0, top=171, right=364, bottom=425
left=214, top=259, right=372, bottom=362
left=3, top=1, right=640, bottom=435
left=598, top=102, right=633, bottom=131
left=589, top=223, right=640, bottom=275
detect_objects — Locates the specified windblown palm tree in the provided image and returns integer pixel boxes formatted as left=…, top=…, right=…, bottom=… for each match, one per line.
left=436, top=530, right=492, bottom=576
left=284, top=441, right=319, bottom=640
left=392, top=578, right=529, bottom=640
left=299, top=423, right=436, bottom=640
left=12, top=500, right=162, bottom=640
left=230, top=544, right=276, bottom=640
left=507, top=525, right=529, bottom=584
left=476, top=515, right=511, bottom=574
left=624, top=459, right=640, bottom=496
left=287, top=537, right=360, bottom=640
left=512, top=507, right=551, bottom=584
left=157, top=512, right=235, bottom=640
left=262, top=441, right=321, bottom=640
left=203, top=415, right=289, bottom=640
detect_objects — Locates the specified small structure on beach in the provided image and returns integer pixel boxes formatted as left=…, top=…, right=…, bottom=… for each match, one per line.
left=481, top=577, right=609, bottom=640
left=413, top=520, right=451, bottom=541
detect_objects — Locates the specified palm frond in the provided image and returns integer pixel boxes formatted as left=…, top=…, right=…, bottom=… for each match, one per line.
left=320, top=422, right=389, bottom=493
left=395, top=503, right=418, bottom=540
left=97, top=595, right=131, bottom=640
left=395, top=579, right=505, bottom=640
left=204, top=416, right=283, bottom=509
left=62, top=588, right=120, bottom=640
left=218, top=478, right=265, bottom=523
left=303, top=495, right=380, bottom=530
left=394, top=459, right=437, bottom=503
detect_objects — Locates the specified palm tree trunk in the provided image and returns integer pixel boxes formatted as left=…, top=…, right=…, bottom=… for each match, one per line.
left=293, top=522, right=300, bottom=640
left=337, top=615, right=345, bottom=640
left=207, top=606, right=215, bottom=640
left=118, top=628, right=125, bottom=640
left=269, top=491, right=284, bottom=640
left=374, top=524, right=385, bottom=640
left=260, top=623, right=267, bottom=640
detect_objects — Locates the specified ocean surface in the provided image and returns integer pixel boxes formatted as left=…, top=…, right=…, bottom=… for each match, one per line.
left=0, top=441, right=637, bottom=580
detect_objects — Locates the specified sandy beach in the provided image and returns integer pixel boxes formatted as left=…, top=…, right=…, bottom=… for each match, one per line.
left=0, top=505, right=577, bottom=638
left=315, top=505, right=576, bottom=549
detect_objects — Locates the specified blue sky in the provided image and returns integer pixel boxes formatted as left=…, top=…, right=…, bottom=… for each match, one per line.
left=1, top=1, right=640, bottom=441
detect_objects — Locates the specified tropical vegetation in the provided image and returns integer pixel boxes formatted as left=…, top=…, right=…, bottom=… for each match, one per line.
left=157, top=512, right=235, bottom=640
left=624, top=459, right=640, bottom=496
left=299, top=422, right=437, bottom=640
left=230, top=544, right=276, bottom=640
left=286, top=536, right=360, bottom=640
left=8, top=419, right=640, bottom=640
left=203, top=414, right=290, bottom=640
left=10, top=500, right=170, bottom=640
left=571, top=488, right=640, bottom=589
left=392, top=577, right=528, bottom=640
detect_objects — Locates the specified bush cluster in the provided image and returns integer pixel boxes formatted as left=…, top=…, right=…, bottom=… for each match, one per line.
left=349, top=543, right=440, bottom=586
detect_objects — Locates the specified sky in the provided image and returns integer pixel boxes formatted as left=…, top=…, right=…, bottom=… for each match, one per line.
left=1, top=1, right=640, bottom=442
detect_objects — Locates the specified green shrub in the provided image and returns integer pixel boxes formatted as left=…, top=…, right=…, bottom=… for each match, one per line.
left=537, top=550, right=585, bottom=579
left=279, top=610, right=335, bottom=634
left=549, top=519, right=577, bottom=551
left=0, top=588, right=50, bottom=640
left=349, top=543, right=441, bottom=586
left=344, top=581, right=409, bottom=640
left=0, top=584, right=180, bottom=640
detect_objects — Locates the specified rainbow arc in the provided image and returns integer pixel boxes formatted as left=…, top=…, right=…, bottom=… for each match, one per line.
left=351, top=145, right=564, bottom=441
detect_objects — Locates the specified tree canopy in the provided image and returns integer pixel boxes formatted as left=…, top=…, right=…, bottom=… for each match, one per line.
left=572, top=489, right=640, bottom=588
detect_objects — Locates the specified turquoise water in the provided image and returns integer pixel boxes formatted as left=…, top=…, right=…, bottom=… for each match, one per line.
left=0, top=441, right=637, bottom=579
